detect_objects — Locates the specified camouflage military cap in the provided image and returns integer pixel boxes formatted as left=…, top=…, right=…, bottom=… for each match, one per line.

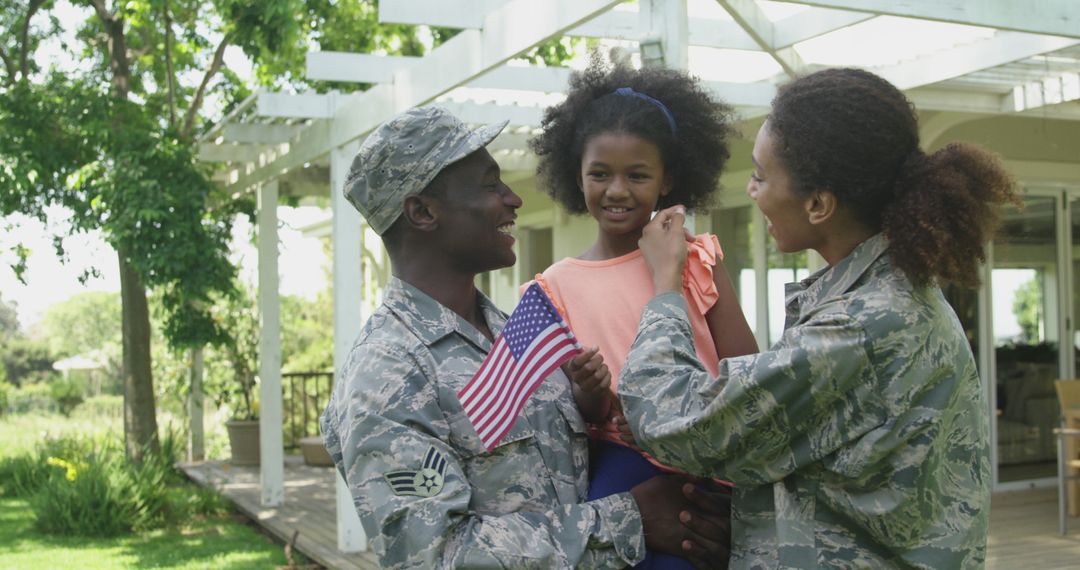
left=343, top=106, right=508, bottom=234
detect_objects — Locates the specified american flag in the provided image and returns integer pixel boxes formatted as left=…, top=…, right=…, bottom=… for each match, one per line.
left=458, top=282, right=583, bottom=450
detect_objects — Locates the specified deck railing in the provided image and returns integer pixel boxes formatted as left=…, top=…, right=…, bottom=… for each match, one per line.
left=282, top=371, right=333, bottom=449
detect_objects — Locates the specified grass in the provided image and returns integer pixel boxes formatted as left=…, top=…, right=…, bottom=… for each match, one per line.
left=0, top=409, right=123, bottom=459
left=0, top=497, right=289, bottom=569
left=0, top=411, right=301, bottom=569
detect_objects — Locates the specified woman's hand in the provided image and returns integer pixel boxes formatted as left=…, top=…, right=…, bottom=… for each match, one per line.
left=613, top=413, right=643, bottom=452
left=640, top=205, right=691, bottom=294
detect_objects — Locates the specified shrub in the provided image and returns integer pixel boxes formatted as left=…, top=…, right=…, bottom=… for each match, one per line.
left=31, top=451, right=138, bottom=536
left=7, top=383, right=55, bottom=414
left=76, top=395, right=123, bottom=420
left=0, top=454, right=45, bottom=496
left=0, top=435, right=91, bottom=497
left=0, top=382, right=8, bottom=415
left=20, top=432, right=194, bottom=537
left=49, top=377, right=85, bottom=417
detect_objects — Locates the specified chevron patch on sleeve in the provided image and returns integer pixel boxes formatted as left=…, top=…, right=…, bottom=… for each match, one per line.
left=383, top=445, right=448, bottom=497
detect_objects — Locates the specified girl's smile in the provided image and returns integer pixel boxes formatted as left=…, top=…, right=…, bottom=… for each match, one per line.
left=579, top=131, right=672, bottom=258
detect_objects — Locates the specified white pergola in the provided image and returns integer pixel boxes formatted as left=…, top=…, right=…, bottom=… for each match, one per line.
left=197, top=0, right=1080, bottom=554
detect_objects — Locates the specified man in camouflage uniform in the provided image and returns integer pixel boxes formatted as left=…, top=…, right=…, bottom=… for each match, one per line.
left=619, top=208, right=991, bottom=569
left=321, top=107, right=730, bottom=568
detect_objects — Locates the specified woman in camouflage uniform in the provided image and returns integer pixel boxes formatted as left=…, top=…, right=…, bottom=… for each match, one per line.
left=618, top=68, right=1020, bottom=569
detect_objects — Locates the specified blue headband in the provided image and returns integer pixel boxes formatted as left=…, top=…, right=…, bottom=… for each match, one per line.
left=613, top=87, right=678, bottom=136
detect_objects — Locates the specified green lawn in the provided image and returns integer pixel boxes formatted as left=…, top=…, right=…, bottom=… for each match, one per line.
left=0, top=412, right=297, bottom=569
left=0, top=497, right=289, bottom=569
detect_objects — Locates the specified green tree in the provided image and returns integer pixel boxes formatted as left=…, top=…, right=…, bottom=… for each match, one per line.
left=0, top=293, right=18, bottom=345
left=1, top=338, right=54, bottom=387
left=1012, top=276, right=1043, bottom=343
left=0, top=0, right=578, bottom=460
left=281, top=291, right=333, bottom=373
left=39, top=292, right=123, bottom=391
left=40, top=292, right=122, bottom=358
left=0, top=0, right=273, bottom=459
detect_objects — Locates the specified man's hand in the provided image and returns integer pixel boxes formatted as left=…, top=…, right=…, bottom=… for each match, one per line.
left=564, top=347, right=613, bottom=423
left=639, top=205, right=691, bottom=294
left=679, top=481, right=732, bottom=569
left=630, top=475, right=731, bottom=569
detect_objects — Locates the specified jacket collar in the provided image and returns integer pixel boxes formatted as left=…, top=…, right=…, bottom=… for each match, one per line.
left=382, top=276, right=506, bottom=351
left=784, top=233, right=890, bottom=325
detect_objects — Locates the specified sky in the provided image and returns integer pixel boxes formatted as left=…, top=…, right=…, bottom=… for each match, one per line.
left=1, top=207, right=329, bottom=332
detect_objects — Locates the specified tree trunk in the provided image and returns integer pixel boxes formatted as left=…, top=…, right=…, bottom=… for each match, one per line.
left=119, top=249, right=159, bottom=461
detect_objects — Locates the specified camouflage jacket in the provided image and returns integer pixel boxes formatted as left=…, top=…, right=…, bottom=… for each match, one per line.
left=619, top=234, right=991, bottom=569
left=321, top=277, right=645, bottom=569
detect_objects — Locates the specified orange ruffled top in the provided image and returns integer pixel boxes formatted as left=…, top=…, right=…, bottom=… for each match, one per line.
left=529, top=234, right=724, bottom=469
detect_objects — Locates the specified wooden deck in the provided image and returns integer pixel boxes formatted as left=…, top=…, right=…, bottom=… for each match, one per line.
left=987, top=487, right=1080, bottom=569
left=179, top=456, right=378, bottom=570
left=181, top=457, right=1080, bottom=569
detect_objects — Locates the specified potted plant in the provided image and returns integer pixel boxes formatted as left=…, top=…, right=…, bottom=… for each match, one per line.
left=214, top=286, right=261, bottom=466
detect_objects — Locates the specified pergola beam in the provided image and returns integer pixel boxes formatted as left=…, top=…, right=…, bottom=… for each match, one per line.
left=257, top=92, right=337, bottom=119
left=378, top=0, right=509, bottom=29
left=419, top=100, right=546, bottom=128
left=773, top=0, right=1080, bottom=40
left=206, top=80, right=1080, bottom=171
left=707, top=80, right=777, bottom=108
left=875, top=32, right=1079, bottom=91
left=908, top=87, right=1080, bottom=120
left=308, top=52, right=574, bottom=93
left=380, top=0, right=759, bottom=51
left=227, top=0, right=622, bottom=193
left=715, top=0, right=805, bottom=77
left=771, top=8, right=873, bottom=48
left=223, top=124, right=303, bottom=144
left=197, top=143, right=270, bottom=163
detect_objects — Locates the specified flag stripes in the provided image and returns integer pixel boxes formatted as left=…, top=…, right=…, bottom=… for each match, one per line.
left=457, top=283, right=582, bottom=450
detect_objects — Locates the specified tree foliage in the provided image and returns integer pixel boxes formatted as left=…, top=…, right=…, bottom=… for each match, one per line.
left=0, top=293, right=18, bottom=345
left=0, top=0, right=578, bottom=458
left=1012, top=275, right=1043, bottom=344
left=1, top=338, right=55, bottom=388
left=40, top=291, right=122, bottom=388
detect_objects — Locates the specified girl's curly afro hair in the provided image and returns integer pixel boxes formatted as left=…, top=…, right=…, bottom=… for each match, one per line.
left=529, top=52, right=735, bottom=214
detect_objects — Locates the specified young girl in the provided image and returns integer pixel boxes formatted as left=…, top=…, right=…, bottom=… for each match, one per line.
left=528, top=55, right=759, bottom=568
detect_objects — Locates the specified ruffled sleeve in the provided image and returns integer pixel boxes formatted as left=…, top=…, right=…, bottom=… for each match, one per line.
left=681, top=233, right=724, bottom=317
left=530, top=273, right=572, bottom=324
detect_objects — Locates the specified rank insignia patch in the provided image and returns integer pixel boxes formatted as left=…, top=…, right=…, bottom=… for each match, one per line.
left=384, top=445, right=448, bottom=497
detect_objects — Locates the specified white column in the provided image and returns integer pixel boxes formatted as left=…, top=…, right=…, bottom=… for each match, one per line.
left=188, top=347, right=205, bottom=461
left=979, top=242, right=997, bottom=487
left=331, top=141, right=367, bottom=552
left=658, top=0, right=688, bottom=70
left=258, top=179, right=284, bottom=507
left=751, top=207, right=769, bottom=350
left=806, top=250, right=828, bottom=273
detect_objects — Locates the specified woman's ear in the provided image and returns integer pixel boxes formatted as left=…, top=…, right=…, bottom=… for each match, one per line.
left=402, top=195, right=439, bottom=232
left=805, top=189, right=837, bottom=226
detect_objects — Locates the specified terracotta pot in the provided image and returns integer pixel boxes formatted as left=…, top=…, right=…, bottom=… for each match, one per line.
left=225, top=419, right=260, bottom=466
left=299, top=436, right=334, bottom=467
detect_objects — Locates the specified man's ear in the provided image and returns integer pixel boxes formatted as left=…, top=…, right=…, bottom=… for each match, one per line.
left=805, top=189, right=837, bottom=226
left=401, top=195, right=439, bottom=232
